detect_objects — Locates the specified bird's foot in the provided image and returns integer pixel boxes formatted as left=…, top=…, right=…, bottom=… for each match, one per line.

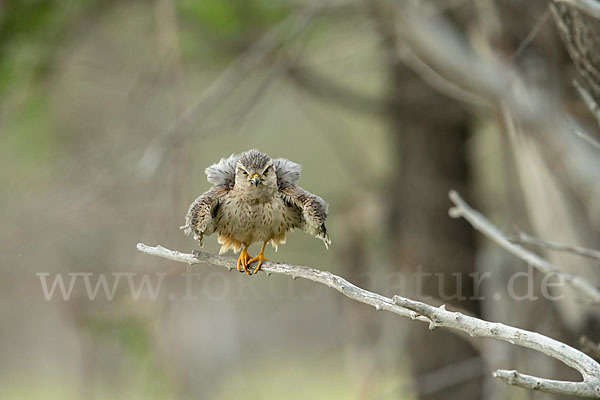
left=247, top=251, right=270, bottom=275
left=237, top=247, right=252, bottom=275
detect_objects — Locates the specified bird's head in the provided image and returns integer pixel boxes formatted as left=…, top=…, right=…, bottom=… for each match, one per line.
left=235, top=149, right=277, bottom=192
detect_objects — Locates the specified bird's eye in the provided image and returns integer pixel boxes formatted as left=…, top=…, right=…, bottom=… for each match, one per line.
left=242, top=170, right=248, bottom=175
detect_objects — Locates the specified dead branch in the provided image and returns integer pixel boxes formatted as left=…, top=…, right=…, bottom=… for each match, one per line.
left=574, top=80, right=600, bottom=146
left=448, top=190, right=600, bottom=304
left=394, top=296, right=600, bottom=397
left=286, top=63, right=385, bottom=115
left=136, top=242, right=600, bottom=397
left=510, top=230, right=600, bottom=261
left=135, top=243, right=426, bottom=321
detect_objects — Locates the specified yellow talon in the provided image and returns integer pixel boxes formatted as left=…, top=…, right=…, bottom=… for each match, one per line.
left=247, top=241, right=270, bottom=274
left=236, top=246, right=252, bottom=275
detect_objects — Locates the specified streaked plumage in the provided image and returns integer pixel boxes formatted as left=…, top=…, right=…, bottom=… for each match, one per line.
left=181, top=149, right=330, bottom=274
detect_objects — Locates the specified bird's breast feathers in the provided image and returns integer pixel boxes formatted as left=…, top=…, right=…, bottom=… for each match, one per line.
left=214, top=193, right=301, bottom=252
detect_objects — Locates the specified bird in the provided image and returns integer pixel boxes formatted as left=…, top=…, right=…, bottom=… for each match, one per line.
left=180, top=149, right=331, bottom=275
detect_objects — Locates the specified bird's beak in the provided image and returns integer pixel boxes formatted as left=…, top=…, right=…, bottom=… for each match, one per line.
left=251, top=173, right=261, bottom=186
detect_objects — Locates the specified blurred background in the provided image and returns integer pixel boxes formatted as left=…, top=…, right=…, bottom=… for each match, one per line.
left=2, top=0, right=600, bottom=399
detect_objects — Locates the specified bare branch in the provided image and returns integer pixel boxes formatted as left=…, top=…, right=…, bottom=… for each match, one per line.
left=393, top=296, right=600, bottom=398
left=137, top=242, right=600, bottom=397
left=286, top=64, right=385, bottom=115
left=493, top=369, right=600, bottom=397
left=448, top=190, right=600, bottom=304
left=573, top=80, right=600, bottom=150
left=417, top=357, right=487, bottom=395
left=367, top=0, right=488, bottom=107
left=390, top=2, right=528, bottom=115
left=573, top=126, right=600, bottom=151
left=553, top=0, right=600, bottom=19
left=574, top=80, right=600, bottom=124
left=395, top=44, right=489, bottom=107
left=509, top=10, right=551, bottom=59
left=135, top=243, right=427, bottom=321
left=510, top=230, right=600, bottom=261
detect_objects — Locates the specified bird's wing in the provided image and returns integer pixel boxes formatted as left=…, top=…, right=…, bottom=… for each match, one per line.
left=279, top=185, right=331, bottom=248
left=274, top=158, right=301, bottom=189
left=180, top=187, right=228, bottom=246
left=205, top=154, right=239, bottom=189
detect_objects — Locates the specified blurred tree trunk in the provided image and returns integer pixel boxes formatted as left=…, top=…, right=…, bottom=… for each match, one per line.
left=363, top=4, right=483, bottom=399
left=385, top=63, right=482, bottom=399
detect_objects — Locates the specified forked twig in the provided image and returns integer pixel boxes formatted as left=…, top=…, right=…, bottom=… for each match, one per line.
left=448, top=191, right=600, bottom=304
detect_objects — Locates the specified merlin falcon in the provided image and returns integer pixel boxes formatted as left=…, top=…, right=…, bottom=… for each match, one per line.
left=181, top=149, right=331, bottom=275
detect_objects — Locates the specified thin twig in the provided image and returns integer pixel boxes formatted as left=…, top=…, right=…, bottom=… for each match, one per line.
left=396, top=44, right=489, bottom=106
left=137, top=242, right=600, bottom=398
left=573, top=127, right=600, bottom=151
left=368, top=0, right=487, bottom=106
left=286, top=64, right=386, bottom=115
left=390, top=2, right=528, bottom=116
left=417, top=356, right=487, bottom=396
left=509, top=231, right=600, bottom=261
left=574, top=80, right=600, bottom=124
left=509, top=10, right=550, bottom=59
left=553, top=0, right=600, bottom=19
left=573, top=80, right=600, bottom=149
left=448, top=190, right=600, bottom=304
